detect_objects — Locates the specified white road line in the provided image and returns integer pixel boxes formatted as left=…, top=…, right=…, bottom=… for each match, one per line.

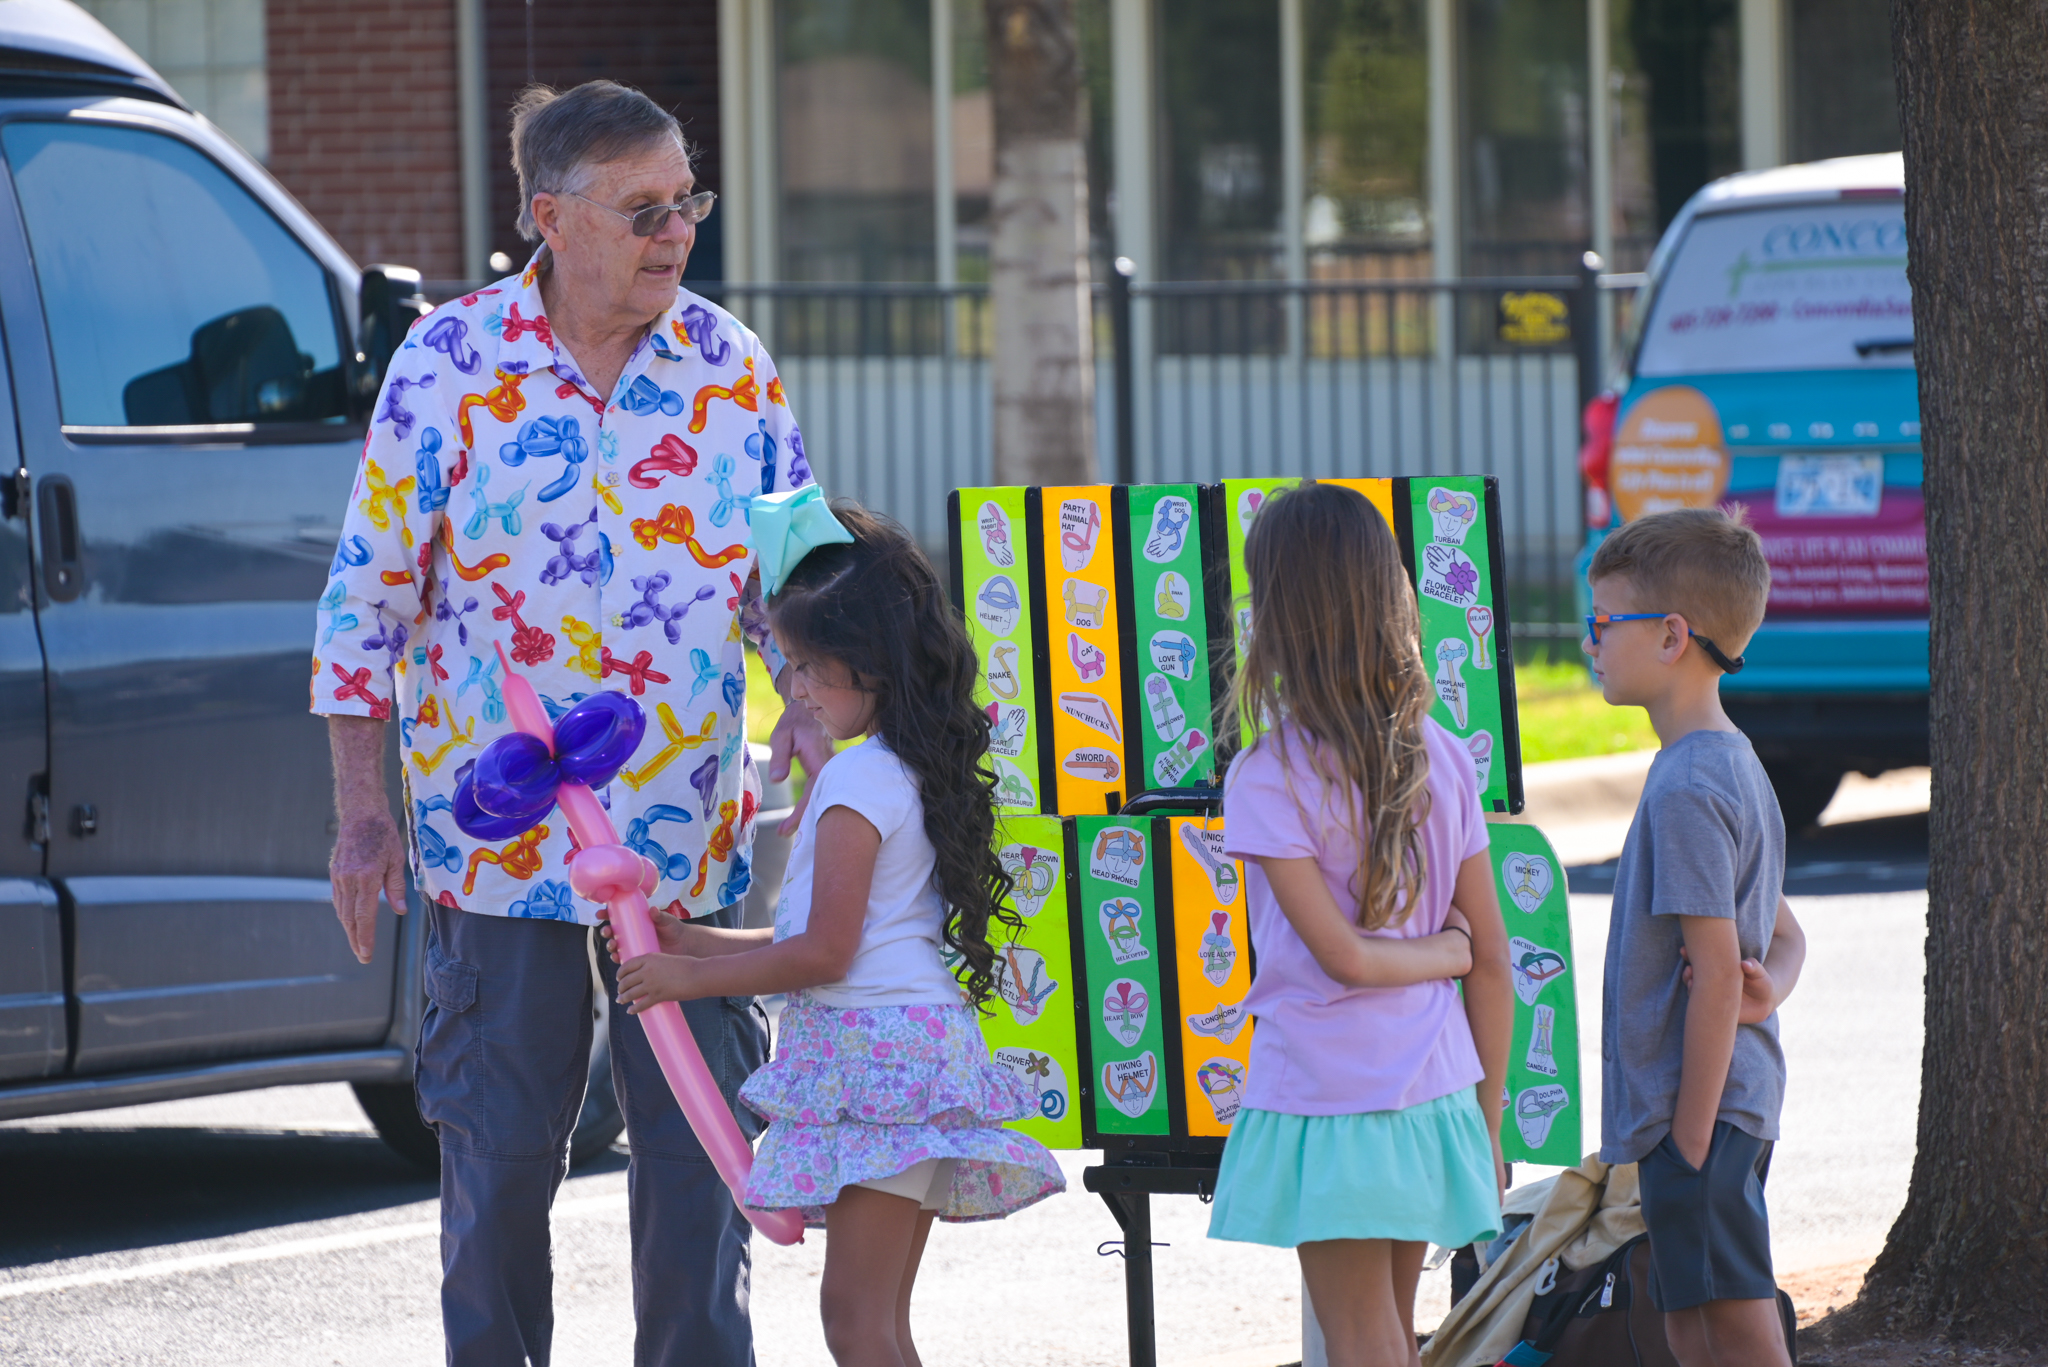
left=0, top=1191, right=626, bottom=1301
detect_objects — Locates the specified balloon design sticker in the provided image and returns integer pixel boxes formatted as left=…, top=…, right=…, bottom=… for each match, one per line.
left=1090, top=825, right=1147, bottom=886
left=1102, top=978, right=1151, bottom=1047
left=1063, top=746, right=1121, bottom=784
left=993, top=1046, right=1070, bottom=1123
left=986, top=641, right=1021, bottom=700
left=985, top=701, right=1028, bottom=757
left=1098, top=898, right=1150, bottom=964
left=1059, top=691, right=1123, bottom=742
left=1063, top=578, right=1109, bottom=629
left=1187, top=999, right=1249, bottom=1044
left=1144, top=674, right=1188, bottom=742
left=992, top=758, right=1035, bottom=809
left=1069, top=632, right=1109, bottom=683
left=1426, top=486, right=1479, bottom=546
left=1434, top=638, right=1470, bottom=728
left=1467, top=731, right=1494, bottom=790
left=1524, top=1003, right=1559, bottom=1078
left=1502, top=853, right=1554, bottom=914
left=1059, top=497, right=1101, bottom=571
left=1197, top=1058, right=1246, bottom=1126
left=978, top=500, right=1015, bottom=567
left=1144, top=496, right=1193, bottom=562
left=1152, top=729, right=1209, bottom=787
left=1419, top=544, right=1480, bottom=609
left=1102, top=1052, right=1160, bottom=1119
left=994, top=943, right=1059, bottom=1026
left=1179, top=824, right=1239, bottom=903
left=1467, top=604, right=1495, bottom=670
left=1150, top=631, right=1198, bottom=681
left=1198, top=909, right=1238, bottom=984
left=1154, top=571, right=1191, bottom=621
left=1515, top=1084, right=1570, bottom=1149
left=1236, top=487, right=1265, bottom=533
left=975, top=575, right=1021, bottom=636
left=1510, top=935, right=1570, bottom=1006
left=1000, top=843, right=1061, bottom=917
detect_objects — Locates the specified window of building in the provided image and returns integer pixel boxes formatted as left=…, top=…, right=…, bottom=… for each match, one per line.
left=1304, top=0, right=1431, bottom=280
left=76, top=0, right=269, bottom=162
left=1460, top=0, right=1592, bottom=278
left=777, top=0, right=937, bottom=282
left=1157, top=0, right=1284, bottom=281
left=1788, top=0, right=1899, bottom=164
left=5, top=122, right=346, bottom=427
left=1610, top=0, right=1740, bottom=261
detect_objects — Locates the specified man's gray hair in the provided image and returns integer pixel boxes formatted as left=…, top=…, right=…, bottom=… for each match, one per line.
left=510, top=81, right=691, bottom=242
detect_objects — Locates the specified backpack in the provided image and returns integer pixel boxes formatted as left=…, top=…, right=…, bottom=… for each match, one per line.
left=1495, top=1234, right=1799, bottom=1366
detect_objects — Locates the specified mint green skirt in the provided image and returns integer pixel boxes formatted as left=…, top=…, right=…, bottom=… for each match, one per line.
left=1207, top=1090, right=1501, bottom=1249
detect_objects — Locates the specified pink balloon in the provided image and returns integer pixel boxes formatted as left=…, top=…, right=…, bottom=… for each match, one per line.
left=493, top=645, right=805, bottom=1246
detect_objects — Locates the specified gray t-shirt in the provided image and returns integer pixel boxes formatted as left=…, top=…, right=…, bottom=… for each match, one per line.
left=1600, top=729, right=1787, bottom=1163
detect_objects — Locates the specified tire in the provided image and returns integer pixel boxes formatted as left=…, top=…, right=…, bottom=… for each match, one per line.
left=356, top=990, right=625, bottom=1173
left=1762, top=761, right=1843, bottom=834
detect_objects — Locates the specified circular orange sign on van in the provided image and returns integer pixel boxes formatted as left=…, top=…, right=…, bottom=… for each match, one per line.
left=1610, top=386, right=1731, bottom=521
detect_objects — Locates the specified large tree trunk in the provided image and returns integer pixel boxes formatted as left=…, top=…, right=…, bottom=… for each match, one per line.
left=986, top=0, right=1098, bottom=486
left=1830, top=0, right=2048, bottom=1346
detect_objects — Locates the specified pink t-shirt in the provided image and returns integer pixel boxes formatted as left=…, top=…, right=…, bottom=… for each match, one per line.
left=1223, top=717, right=1490, bottom=1116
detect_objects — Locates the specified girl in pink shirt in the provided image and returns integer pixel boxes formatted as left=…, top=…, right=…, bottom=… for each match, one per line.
left=1207, top=482, right=1513, bottom=1367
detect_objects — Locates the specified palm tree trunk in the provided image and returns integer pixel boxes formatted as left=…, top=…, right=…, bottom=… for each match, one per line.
left=985, top=0, right=1098, bottom=486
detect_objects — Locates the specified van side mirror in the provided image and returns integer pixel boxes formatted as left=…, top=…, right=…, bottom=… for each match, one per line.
left=354, top=265, right=432, bottom=415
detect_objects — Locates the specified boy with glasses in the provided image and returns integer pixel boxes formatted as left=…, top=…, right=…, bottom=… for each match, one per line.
left=1584, top=507, right=1808, bottom=1367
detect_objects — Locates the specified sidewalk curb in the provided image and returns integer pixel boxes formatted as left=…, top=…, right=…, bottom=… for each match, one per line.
left=1507, top=750, right=1656, bottom=829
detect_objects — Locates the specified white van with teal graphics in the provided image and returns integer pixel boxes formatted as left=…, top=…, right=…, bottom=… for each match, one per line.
left=1579, top=154, right=1923, bottom=828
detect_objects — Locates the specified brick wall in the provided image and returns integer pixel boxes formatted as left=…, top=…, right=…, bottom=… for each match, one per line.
left=482, top=0, right=723, bottom=280
left=266, top=0, right=466, bottom=281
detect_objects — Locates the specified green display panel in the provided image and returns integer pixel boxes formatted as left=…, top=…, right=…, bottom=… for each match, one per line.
left=950, top=488, right=1044, bottom=811
left=1122, top=484, right=1214, bottom=791
left=1073, top=814, right=1171, bottom=1138
left=1488, top=821, right=1582, bottom=1166
left=981, top=814, right=1084, bottom=1149
left=1410, top=476, right=1512, bottom=812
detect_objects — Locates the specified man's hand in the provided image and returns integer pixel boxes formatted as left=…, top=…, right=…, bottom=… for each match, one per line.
left=330, top=812, right=407, bottom=963
left=327, top=715, right=406, bottom=964
left=1681, top=945, right=1779, bottom=1024
left=767, top=665, right=834, bottom=836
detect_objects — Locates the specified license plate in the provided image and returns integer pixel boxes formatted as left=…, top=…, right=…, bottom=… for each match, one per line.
left=1776, top=454, right=1883, bottom=518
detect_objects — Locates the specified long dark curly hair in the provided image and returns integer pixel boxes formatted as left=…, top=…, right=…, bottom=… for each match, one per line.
left=767, top=499, right=1019, bottom=1008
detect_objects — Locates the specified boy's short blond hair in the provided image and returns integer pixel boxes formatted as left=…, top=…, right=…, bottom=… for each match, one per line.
left=1588, top=507, right=1772, bottom=655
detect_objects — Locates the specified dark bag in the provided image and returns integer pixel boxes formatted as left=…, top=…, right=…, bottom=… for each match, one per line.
left=1493, top=1235, right=1798, bottom=1366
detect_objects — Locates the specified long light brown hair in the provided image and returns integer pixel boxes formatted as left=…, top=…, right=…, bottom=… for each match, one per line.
left=1225, top=482, right=1434, bottom=930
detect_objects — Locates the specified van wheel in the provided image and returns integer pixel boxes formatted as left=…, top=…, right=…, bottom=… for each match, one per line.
left=356, top=993, right=626, bottom=1173
left=1762, top=761, right=1842, bottom=834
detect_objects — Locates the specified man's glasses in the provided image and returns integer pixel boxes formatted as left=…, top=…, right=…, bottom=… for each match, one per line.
left=568, top=190, right=717, bottom=237
left=1584, top=613, right=1745, bottom=674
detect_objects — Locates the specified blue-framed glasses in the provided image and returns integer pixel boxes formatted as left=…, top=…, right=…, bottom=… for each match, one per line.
left=1584, top=613, right=1745, bottom=674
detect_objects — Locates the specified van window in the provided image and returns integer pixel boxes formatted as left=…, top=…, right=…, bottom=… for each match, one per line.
left=2, top=122, right=347, bottom=428
left=1634, top=201, right=1912, bottom=377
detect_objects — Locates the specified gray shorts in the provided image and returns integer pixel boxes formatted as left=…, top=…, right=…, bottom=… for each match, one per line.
left=1637, top=1119, right=1778, bottom=1312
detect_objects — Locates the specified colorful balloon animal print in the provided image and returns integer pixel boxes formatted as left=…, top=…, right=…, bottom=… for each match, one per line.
left=312, top=254, right=811, bottom=925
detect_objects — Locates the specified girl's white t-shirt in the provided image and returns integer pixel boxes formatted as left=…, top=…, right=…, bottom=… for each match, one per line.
left=773, top=737, right=963, bottom=1007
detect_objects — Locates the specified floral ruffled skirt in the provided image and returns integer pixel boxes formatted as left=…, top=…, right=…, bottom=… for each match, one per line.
left=738, top=992, right=1067, bottom=1226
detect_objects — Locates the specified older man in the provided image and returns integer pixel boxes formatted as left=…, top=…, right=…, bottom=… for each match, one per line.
left=316, top=81, right=830, bottom=1366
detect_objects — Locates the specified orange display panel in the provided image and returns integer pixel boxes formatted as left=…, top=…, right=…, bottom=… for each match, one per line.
left=1165, top=816, right=1254, bottom=1137
left=1037, top=485, right=1126, bottom=813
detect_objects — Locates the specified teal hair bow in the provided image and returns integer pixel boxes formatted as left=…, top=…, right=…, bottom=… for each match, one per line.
left=753, top=485, right=855, bottom=596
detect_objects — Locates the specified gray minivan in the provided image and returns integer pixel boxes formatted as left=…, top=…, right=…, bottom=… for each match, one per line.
left=0, top=0, right=621, bottom=1165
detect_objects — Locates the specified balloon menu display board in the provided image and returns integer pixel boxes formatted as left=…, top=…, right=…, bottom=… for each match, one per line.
left=947, top=480, right=1576, bottom=1164
left=947, top=476, right=1524, bottom=818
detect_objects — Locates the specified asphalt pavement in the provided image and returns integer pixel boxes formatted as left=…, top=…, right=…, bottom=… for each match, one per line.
left=0, top=780, right=1930, bottom=1367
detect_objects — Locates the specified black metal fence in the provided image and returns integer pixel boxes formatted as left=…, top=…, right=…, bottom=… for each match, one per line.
left=696, top=273, right=1607, bottom=644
